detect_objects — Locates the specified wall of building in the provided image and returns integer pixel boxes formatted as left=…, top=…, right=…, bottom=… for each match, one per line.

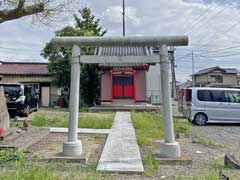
left=135, top=70, right=147, bottom=102
left=49, top=84, right=59, bottom=106
left=208, top=73, right=238, bottom=85
left=1, top=75, right=51, bottom=83
left=101, top=71, right=111, bottom=101
left=146, top=64, right=162, bottom=104
left=195, top=74, right=209, bottom=84
left=1, top=74, right=58, bottom=107
left=196, top=72, right=238, bottom=87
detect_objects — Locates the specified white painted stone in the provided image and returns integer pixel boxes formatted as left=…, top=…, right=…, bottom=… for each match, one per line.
left=62, top=45, right=82, bottom=156
left=159, top=44, right=181, bottom=158
left=63, top=140, right=82, bottom=156
left=159, top=141, right=180, bottom=158
left=97, top=112, right=144, bottom=173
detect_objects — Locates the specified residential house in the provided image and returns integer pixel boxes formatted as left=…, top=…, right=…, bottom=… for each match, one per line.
left=193, top=66, right=239, bottom=87
left=97, top=46, right=162, bottom=105
left=0, top=61, right=59, bottom=106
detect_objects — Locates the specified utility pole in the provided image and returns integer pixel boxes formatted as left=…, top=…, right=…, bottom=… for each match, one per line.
left=122, top=0, right=126, bottom=36
left=192, top=50, right=195, bottom=87
left=169, top=46, right=177, bottom=99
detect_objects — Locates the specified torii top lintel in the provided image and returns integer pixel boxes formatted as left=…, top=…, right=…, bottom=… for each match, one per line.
left=51, top=36, right=188, bottom=47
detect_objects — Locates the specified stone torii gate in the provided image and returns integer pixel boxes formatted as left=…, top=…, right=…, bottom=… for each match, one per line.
left=52, top=36, right=188, bottom=158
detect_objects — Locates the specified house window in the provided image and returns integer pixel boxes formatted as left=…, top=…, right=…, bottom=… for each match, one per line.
left=23, top=83, right=40, bottom=92
left=211, top=75, right=223, bottom=83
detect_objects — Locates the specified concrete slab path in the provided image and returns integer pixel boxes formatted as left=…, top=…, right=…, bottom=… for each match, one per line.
left=49, top=127, right=110, bottom=134
left=97, top=112, right=144, bottom=173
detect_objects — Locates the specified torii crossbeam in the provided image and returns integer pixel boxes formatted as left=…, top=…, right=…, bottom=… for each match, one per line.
left=51, top=36, right=188, bottom=158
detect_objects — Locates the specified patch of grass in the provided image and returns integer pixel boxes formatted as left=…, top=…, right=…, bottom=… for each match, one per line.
left=208, top=158, right=224, bottom=170
left=144, top=153, right=159, bottom=177
left=79, top=106, right=89, bottom=112
left=0, top=162, right=108, bottom=180
left=0, top=163, right=60, bottom=180
left=31, top=112, right=113, bottom=129
left=131, top=112, right=191, bottom=146
left=0, top=149, right=26, bottom=163
left=176, top=171, right=219, bottom=180
left=192, top=130, right=224, bottom=148
left=31, top=114, right=68, bottom=127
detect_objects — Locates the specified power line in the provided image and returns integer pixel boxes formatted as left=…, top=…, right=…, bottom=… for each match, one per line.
left=183, top=2, right=220, bottom=34
left=197, top=21, right=239, bottom=46
left=122, top=0, right=126, bottom=36
left=189, top=5, right=227, bottom=38
left=0, top=46, right=41, bottom=52
left=185, top=0, right=227, bottom=35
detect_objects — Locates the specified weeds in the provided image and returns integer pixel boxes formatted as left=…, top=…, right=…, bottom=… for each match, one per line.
left=31, top=112, right=113, bottom=129
left=131, top=111, right=191, bottom=146
left=144, top=153, right=159, bottom=177
left=176, top=171, right=219, bottom=180
left=208, top=158, right=224, bottom=170
left=0, top=162, right=108, bottom=180
left=192, top=130, right=224, bottom=148
left=0, top=149, right=26, bottom=163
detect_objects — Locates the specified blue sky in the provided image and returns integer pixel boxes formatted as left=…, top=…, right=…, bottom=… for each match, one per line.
left=0, top=0, right=240, bottom=82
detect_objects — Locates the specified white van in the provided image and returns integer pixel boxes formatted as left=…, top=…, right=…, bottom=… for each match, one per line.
left=186, top=87, right=240, bottom=125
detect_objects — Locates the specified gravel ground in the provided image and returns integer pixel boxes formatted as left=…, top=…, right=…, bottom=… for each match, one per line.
left=113, top=123, right=240, bottom=180
left=194, top=124, right=240, bottom=155
left=1, top=110, right=240, bottom=179
left=0, top=126, right=49, bottom=150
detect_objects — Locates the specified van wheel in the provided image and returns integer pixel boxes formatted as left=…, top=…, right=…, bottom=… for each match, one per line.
left=23, top=105, right=30, bottom=117
left=194, top=113, right=208, bottom=126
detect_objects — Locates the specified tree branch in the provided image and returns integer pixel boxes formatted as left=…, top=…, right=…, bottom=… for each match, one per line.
left=0, top=2, right=44, bottom=23
left=17, top=0, right=25, bottom=9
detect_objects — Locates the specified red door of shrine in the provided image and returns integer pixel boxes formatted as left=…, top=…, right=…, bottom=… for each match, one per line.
left=113, top=75, right=134, bottom=98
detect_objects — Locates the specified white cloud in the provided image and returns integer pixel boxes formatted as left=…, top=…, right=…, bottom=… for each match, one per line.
left=1, top=0, right=240, bottom=81
left=104, top=6, right=141, bottom=26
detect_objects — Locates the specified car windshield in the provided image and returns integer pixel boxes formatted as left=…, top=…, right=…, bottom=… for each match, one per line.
left=3, top=85, right=23, bottom=98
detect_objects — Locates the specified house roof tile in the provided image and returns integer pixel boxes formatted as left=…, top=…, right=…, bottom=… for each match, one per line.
left=96, top=46, right=151, bottom=56
left=96, top=46, right=152, bottom=67
left=194, top=66, right=239, bottom=76
left=0, top=61, right=49, bottom=75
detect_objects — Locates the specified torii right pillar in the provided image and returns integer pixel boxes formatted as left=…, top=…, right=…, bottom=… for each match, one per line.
left=159, top=44, right=180, bottom=158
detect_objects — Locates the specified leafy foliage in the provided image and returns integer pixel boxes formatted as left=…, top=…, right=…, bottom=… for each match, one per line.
left=42, top=7, right=106, bottom=106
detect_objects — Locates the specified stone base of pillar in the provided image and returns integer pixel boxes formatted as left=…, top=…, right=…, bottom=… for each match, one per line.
left=159, top=141, right=180, bottom=158
left=63, top=140, right=82, bottom=156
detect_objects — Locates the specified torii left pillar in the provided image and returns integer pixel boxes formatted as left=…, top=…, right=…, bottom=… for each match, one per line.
left=63, top=45, right=82, bottom=156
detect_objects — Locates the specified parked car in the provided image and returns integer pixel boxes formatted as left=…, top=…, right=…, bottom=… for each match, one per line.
left=0, top=83, right=39, bottom=117
left=179, top=87, right=240, bottom=125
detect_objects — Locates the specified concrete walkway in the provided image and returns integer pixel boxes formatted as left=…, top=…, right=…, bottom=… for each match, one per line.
left=97, top=112, right=144, bottom=173
left=49, top=127, right=110, bottom=134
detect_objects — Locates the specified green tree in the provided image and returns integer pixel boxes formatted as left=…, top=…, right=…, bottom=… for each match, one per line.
left=42, top=7, right=106, bottom=106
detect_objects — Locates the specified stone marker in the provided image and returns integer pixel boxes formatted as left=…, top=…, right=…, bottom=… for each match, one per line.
left=224, top=153, right=240, bottom=169
left=0, top=86, right=10, bottom=131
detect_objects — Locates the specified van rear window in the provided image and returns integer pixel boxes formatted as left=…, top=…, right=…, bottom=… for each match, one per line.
left=185, top=89, right=192, bottom=101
